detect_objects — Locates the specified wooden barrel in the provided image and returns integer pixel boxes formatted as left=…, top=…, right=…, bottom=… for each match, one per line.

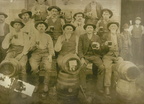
left=60, top=53, right=81, bottom=75
left=116, top=79, right=137, bottom=100
left=0, top=58, right=21, bottom=77
left=114, top=61, right=140, bottom=81
left=56, top=70, right=80, bottom=100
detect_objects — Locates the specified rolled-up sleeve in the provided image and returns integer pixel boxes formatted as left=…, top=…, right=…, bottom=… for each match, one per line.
left=47, top=35, right=55, bottom=56
left=2, top=33, right=11, bottom=49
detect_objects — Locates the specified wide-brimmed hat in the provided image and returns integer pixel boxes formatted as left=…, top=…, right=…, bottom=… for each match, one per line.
left=10, top=18, right=25, bottom=28
left=63, top=24, right=76, bottom=31
left=18, top=9, right=32, bottom=19
left=83, top=24, right=96, bottom=30
left=47, top=6, right=61, bottom=12
left=135, top=17, right=141, bottom=21
left=35, top=0, right=47, bottom=2
left=35, top=21, right=48, bottom=30
left=107, top=22, right=119, bottom=29
left=0, top=12, right=8, bottom=18
left=73, top=12, right=85, bottom=19
left=101, top=9, right=113, bottom=18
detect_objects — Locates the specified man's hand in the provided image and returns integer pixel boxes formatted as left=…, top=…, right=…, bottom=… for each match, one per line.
left=15, top=53, right=24, bottom=61
left=81, top=58, right=87, bottom=65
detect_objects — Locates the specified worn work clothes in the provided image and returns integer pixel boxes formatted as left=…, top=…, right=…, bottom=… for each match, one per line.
left=101, top=32, right=123, bottom=87
left=120, top=31, right=132, bottom=61
left=0, top=23, right=10, bottom=62
left=78, top=33, right=104, bottom=91
left=55, top=34, right=77, bottom=68
left=30, top=33, right=54, bottom=85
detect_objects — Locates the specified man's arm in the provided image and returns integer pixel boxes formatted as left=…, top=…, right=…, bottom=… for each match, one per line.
left=78, top=35, right=84, bottom=58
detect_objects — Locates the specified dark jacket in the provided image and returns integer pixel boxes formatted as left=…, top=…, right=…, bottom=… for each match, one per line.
left=78, top=33, right=101, bottom=58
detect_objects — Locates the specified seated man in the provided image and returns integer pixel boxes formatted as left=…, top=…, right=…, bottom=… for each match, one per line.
left=78, top=24, right=105, bottom=92
left=55, top=24, right=77, bottom=71
left=101, top=22, right=123, bottom=96
left=29, top=21, right=54, bottom=93
left=2, top=19, right=28, bottom=98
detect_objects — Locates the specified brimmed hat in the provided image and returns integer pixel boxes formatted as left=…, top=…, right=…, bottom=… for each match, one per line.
left=107, top=22, right=119, bottom=29
left=35, top=21, right=48, bottom=30
left=73, top=12, right=84, bottom=19
left=63, top=24, right=76, bottom=31
left=101, top=9, right=113, bottom=18
left=18, top=9, right=32, bottom=19
left=135, top=17, right=141, bottom=21
left=47, top=6, right=61, bottom=12
left=10, top=19, right=25, bottom=28
left=83, top=24, right=96, bottom=30
left=0, top=12, right=8, bottom=18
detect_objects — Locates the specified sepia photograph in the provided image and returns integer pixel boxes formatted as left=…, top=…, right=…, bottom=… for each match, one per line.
left=0, top=0, right=144, bottom=104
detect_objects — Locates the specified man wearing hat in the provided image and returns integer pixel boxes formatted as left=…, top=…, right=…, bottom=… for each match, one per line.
left=84, top=0, right=103, bottom=24
left=71, top=12, right=85, bottom=37
left=101, top=22, right=123, bottom=96
left=29, top=21, right=54, bottom=93
left=78, top=24, right=105, bottom=92
left=0, top=12, right=10, bottom=62
left=55, top=24, right=78, bottom=68
left=45, top=6, right=65, bottom=44
left=96, top=8, right=113, bottom=37
left=2, top=18, right=28, bottom=98
left=31, top=0, right=49, bottom=21
left=129, top=17, right=144, bottom=65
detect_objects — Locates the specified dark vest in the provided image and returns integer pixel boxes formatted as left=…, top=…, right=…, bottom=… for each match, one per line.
left=131, top=25, right=143, bottom=38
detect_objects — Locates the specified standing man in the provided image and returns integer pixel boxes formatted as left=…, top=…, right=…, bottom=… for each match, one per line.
left=84, top=0, right=103, bottom=25
left=45, top=6, right=65, bottom=44
left=29, top=21, right=54, bottom=93
left=78, top=24, right=105, bottom=93
left=101, top=22, right=123, bottom=96
left=129, top=17, right=144, bottom=65
left=96, top=9, right=113, bottom=37
left=71, top=12, right=85, bottom=37
left=0, top=12, right=10, bottom=62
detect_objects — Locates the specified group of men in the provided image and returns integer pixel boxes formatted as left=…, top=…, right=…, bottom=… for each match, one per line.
left=0, top=0, right=143, bottom=99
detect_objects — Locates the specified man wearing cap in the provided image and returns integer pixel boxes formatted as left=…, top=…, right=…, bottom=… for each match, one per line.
left=55, top=24, right=78, bottom=68
left=45, top=6, right=65, bottom=44
left=78, top=24, right=105, bottom=93
left=96, top=8, right=113, bottom=37
left=84, top=0, right=103, bottom=24
left=0, top=12, right=10, bottom=62
left=129, top=17, right=144, bottom=65
left=31, top=0, right=49, bottom=21
left=101, top=22, right=123, bottom=96
left=2, top=19, right=28, bottom=98
left=71, top=12, right=85, bottom=37
left=29, top=21, right=54, bottom=93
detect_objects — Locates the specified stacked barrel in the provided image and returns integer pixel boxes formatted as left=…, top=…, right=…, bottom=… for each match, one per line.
left=56, top=54, right=81, bottom=100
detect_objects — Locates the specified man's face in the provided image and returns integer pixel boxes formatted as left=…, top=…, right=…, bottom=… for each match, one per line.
left=37, top=0, right=45, bottom=5
left=64, top=26, right=73, bottom=34
left=109, top=24, right=118, bottom=32
left=21, top=13, right=30, bottom=21
left=13, top=23, right=22, bottom=30
left=75, top=14, right=83, bottom=22
left=0, top=15, right=5, bottom=23
left=51, top=9, right=59, bottom=17
left=135, top=20, right=141, bottom=25
left=91, top=0, right=96, bottom=5
left=85, top=26, right=94, bottom=34
left=37, top=24, right=46, bottom=33
left=102, top=11, right=111, bottom=19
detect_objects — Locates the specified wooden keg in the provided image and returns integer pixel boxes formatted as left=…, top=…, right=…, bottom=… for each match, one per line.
left=116, top=79, right=137, bottom=100
left=0, top=58, right=21, bottom=77
left=60, top=53, right=81, bottom=75
left=114, top=61, right=140, bottom=81
left=56, top=70, right=80, bottom=100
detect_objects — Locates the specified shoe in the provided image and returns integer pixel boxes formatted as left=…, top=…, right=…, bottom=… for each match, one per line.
left=34, top=86, right=38, bottom=93
left=43, top=85, right=48, bottom=92
left=21, top=93, right=27, bottom=99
